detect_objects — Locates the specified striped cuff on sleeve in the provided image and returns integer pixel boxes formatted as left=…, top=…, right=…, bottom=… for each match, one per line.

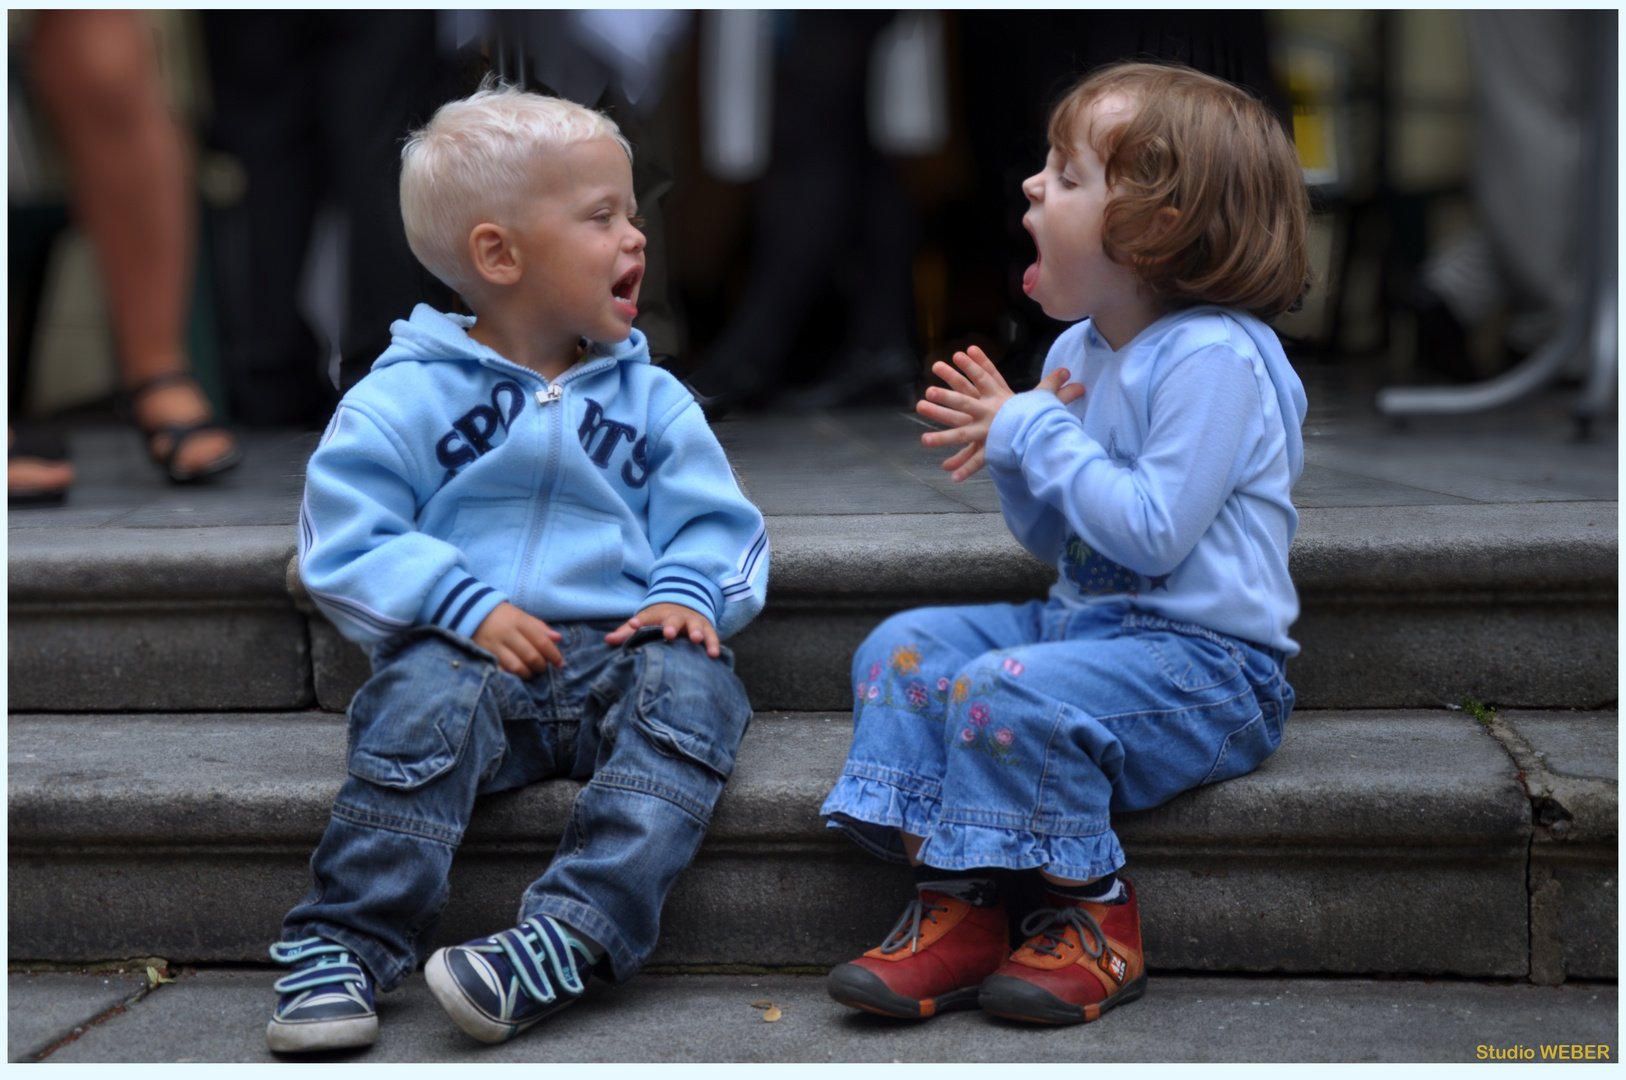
left=643, top=569, right=721, bottom=626
left=421, top=569, right=507, bottom=639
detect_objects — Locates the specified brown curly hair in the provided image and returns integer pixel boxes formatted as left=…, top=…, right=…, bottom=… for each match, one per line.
left=1048, top=62, right=1311, bottom=320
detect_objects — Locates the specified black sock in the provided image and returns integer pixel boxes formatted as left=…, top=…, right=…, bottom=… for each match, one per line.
left=913, top=865, right=1001, bottom=908
left=1046, top=872, right=1124, bottom=904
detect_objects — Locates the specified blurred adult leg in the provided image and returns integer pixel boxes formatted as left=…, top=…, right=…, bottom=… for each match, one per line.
left=31, top=10, right=239, bottom=477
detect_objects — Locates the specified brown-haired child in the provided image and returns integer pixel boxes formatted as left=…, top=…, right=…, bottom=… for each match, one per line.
left=819, top=61, right=1310, bottom=1025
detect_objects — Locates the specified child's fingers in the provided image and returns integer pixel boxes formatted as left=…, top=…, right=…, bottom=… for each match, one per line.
left=916, top=397, right=974, bottom=433
left=701, top=620, right=721, bottom=658
left=942, top=441, right=981, bottom=472
left=910, top=405, right=969, bottom=439
left=922, top=383, right=980, bottom=416
left=950, top=446, right=987, bottom=482
left=520, top=620, right=566, bottom=667
left=494, top=644, right=535, bottom=679
left=932, top=359, right=980, bottom=396
left=1056, top=381, right=1086, bottom=406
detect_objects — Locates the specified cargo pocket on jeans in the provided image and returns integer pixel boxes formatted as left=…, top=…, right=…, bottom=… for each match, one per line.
left=629, top=640, right=752, bottom=780
left=347, top=643, right=491, bottom=790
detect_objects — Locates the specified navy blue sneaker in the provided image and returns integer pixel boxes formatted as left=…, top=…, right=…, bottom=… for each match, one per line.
left=425, top=916, right=594, bottom=1044
left=266, top=938, right=377, bottom=1052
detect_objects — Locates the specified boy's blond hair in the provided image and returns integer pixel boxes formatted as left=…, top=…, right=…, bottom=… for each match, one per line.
left=1049, top=62, right=1311, bottom=320
left=400, top=79, right=632, bottom=292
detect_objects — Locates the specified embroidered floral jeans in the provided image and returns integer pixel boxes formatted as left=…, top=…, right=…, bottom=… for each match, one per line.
left=820, top=596, right=1293, bottom=880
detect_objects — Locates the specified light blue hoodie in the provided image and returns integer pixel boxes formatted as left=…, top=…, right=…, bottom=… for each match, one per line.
left=298, top=305, right=768, bottom=645
left=986, top=306, right=1307, bottom=655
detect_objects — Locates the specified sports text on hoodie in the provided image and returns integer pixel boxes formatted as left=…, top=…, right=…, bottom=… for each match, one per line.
left=985, top=306, right=1307, bottom=655
left=299, top=305, right=769, bottom=645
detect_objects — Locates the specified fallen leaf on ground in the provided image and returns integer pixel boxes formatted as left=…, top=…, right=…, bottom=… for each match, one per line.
left=750, top=1000, right=773, bottom=1008
left=145, top=966, right=173, bottom=985
left=763, top=1005, right=783, bottom=1022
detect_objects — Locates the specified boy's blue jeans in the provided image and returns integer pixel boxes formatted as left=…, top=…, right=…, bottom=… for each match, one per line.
left=282, top=622, right=752, bottom=991
left=821, top=597, right=1293, bottom=880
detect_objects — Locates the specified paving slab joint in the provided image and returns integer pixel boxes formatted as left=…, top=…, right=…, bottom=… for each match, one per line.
left=16, top=969, right=168, bottom=1063
left=1475, top=709, right=1618, bottom=985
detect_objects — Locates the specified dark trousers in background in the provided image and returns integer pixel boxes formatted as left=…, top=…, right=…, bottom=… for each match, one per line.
left=203, top=11, right=456, bottom=427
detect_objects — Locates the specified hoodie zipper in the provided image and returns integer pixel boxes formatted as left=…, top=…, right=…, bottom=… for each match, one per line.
left=514, top=355, right=614, bottom=609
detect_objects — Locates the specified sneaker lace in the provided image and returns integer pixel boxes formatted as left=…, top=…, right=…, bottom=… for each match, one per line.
left=471, top=917, right=589, bottom=1005
left=1018, top=905, right=1108, bottom=962
left=878, top=897, right=949, bottom=955
left=269, top=938, right=367, bottom=994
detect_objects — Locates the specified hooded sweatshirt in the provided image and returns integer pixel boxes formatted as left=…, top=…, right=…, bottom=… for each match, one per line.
left=986, top=306, right=1307, bottom=655
left=298, top=305, right=768, bottom=645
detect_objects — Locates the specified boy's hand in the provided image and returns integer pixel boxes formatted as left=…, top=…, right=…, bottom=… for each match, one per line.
left=918, top=346, right=1086, bottom=481
left=605, top=603, right=721, bottom=659
left=473, top=601, right=565, bottom=677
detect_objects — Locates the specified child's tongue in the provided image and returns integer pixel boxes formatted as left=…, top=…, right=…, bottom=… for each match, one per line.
left=1022, top=260, right=1039, bottom=295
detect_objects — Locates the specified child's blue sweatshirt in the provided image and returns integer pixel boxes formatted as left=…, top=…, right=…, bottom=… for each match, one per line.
left=986, top=306, right=1307, bottom=655
left=299, top=305, right=768, bottom=645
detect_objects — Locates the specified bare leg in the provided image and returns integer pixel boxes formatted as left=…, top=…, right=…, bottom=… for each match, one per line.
left=31, top=11, right=237, bottom=476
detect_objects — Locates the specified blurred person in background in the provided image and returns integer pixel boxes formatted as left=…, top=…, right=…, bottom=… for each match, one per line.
left=201, top=11, right=457, bottom=425
left=684, top=11, right=920, bottom=418
left=1406, top=12, right=1587, bottom=384
left=11, top=9, right=241, bottom=504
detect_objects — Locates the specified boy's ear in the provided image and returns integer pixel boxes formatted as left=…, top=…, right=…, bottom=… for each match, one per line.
left=468, top=223, right=522, bottom=287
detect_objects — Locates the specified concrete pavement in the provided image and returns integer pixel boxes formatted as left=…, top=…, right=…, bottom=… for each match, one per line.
left=9, top=968, right=1617, bottom=1063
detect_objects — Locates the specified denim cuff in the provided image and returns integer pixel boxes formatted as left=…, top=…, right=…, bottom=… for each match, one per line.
left=521, top=894, right=639, bottom=986
left=281, top=920, right=415, bottom=995
left=920, top=820, right=1126, bottom=881
left=820, top=771, right=943, bottom=864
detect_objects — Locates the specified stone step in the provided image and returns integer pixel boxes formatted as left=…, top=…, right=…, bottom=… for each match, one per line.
left=9, top=708, right=1614, bottom=982
left=7, top=500, right=1618, bottom=714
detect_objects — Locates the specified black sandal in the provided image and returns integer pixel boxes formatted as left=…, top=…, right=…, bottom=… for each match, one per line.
left=8, top=425, right=73, bottom=507
left=123, top=371, right=243, bottom=484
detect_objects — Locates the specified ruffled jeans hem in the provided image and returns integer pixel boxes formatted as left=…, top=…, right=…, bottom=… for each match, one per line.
left=820, top=772, right=942, bottom=865
left=820, top=770, right=1125, bottom=879
left=919, top=819, right=1125, bottom=880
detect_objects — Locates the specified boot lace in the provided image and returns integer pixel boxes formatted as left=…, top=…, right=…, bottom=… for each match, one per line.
left=878, top=897, right=949, bottom=955
left=1019, top=905, right=1107, bottom=961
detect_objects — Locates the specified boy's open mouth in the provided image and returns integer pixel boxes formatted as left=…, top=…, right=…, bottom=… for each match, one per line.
left=612, top=266, right=642, bottom=317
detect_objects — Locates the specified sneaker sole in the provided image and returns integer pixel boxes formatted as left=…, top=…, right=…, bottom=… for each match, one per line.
left=266, top=1014, right=377, bottom=1053
left=425, top=948, right=529, bottom=1044
left=978, top=972, right=1147, bottom=1025
left=827, top=962, right=983, bottom=1020
left=424, top=947, right=582, bottom=1044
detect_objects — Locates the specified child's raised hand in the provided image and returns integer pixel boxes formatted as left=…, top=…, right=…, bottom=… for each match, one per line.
left=473, top=601, right=565, bottom=677
left=605, top=602, right=722, bottom=658
left=917, top=346, right=1084, bottom=482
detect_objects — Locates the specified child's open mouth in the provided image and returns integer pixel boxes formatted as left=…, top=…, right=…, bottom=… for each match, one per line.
left=612, top=266, right=642, bottom=318
left=1022, top=220, right=1041, bottom=295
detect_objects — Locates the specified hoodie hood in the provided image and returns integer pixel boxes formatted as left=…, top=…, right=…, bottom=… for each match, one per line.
left=373, top=303, right=650, bottom=374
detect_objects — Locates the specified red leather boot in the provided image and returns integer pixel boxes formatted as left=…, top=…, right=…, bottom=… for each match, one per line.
left=977, top=879, right=1146, bottom=1024
left=827, top=888, right=1009, bottom=1019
